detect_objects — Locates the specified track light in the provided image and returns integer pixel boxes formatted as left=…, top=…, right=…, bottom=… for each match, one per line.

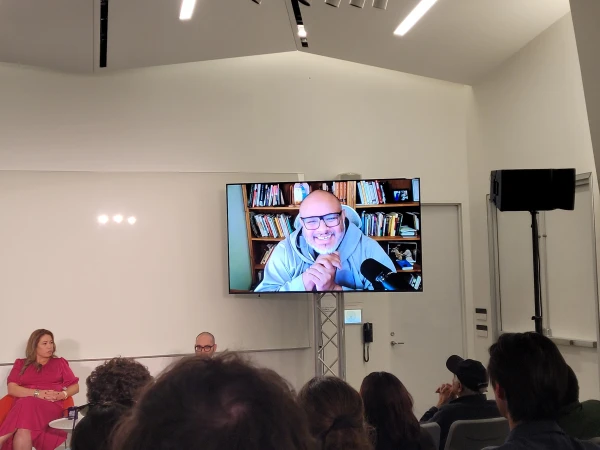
left=394, top=0, right=438, bottom=36
left=251, top=0, right=261, bottom=3
left=298, top=0, right=311, bottom=5
left=350, top=0, right=365, bottom=7
left=372, top=0, right=387, bottom=9
left=325, top=0, right=341, bottom=6
left=297, top=25, right=307, bottom=38
left=179, top=0, right=196, bottom=20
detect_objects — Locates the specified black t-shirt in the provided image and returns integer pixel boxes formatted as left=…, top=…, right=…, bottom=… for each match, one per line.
left=71, top=405, right=128, bottom=450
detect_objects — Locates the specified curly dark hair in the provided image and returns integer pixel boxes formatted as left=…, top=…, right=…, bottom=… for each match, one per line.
left=87, top=357, right=152, bottom=407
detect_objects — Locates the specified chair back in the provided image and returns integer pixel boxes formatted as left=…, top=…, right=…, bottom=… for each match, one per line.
left=421, top=422, right=441, bottom=450
left=0, top=395, right=16, bottom=426
left=443, top=417, right=509, bottom=450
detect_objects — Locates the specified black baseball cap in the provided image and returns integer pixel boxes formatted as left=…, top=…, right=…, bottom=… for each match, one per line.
left=446, top=355, right=488, bottom=392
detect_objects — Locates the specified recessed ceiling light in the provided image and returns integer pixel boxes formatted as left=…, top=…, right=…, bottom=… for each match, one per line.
left=372, top=0, right=388, bottom=10
left=113, top=214, right=124, bottom=224
left=179, top=0, right=197, bottom=20
left=297, top=25, right=307, bottom=38
left=394, top=0, right=438, bottom=37
left=350, top=0, right=366, bottom=7
left=97, top=215, right=109, bottom=225
left=127, top=216, right=137, bottom=225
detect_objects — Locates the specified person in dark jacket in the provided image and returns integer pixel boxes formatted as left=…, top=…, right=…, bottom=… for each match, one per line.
left=557, top=365, right=600, bottom=440
left=361, top=372, right=436, bottom=450
left=420, top=355, right=500, bottom=449
left=489, top=333, right=600, bottom=450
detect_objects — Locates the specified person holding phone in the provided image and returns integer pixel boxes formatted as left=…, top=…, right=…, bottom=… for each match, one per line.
left=0, top=329, right=79, bottom=450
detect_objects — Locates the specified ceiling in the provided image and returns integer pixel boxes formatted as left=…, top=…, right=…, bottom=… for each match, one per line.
left=0, top=0, right=570, bottom=84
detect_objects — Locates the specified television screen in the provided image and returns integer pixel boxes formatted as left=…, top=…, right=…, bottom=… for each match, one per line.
left=226, top=178, right=423, bottom=294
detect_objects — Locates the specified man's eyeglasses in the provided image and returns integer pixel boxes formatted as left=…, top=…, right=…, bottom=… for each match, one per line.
left=300, top=212, right=342, bottom=231
left=195, top=345, right=214, bottom=352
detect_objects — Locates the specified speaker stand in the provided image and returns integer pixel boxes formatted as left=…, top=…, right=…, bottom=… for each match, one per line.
left=530, top=211, right=543, bottom=334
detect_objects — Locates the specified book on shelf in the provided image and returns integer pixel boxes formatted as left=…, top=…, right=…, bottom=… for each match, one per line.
left=250, top=213, right=294, bottom=238
left=312, top=181, right=349, bottom=204
left=259, top=244, right=277, bottom=264
left=360, top=211, right=407, bottom=237
left=399, top=225, right=417, bottom=236
left=411, top=179, right=420, bottom=202
left=396, top=259, right=414, bottom=270
left=406, top=212, right=420, bottom=231
left=357, top=180, right=387, bottom=205
left=248, top=183, right=286, bottom=207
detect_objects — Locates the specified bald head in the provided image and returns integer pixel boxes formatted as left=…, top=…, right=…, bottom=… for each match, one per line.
left=195, top=332, right=217, bottom=357
left=299, top=190, right=342, bottom=218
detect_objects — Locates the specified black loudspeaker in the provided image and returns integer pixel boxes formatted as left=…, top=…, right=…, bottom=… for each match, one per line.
left=490, top=169, right=576, bottom=212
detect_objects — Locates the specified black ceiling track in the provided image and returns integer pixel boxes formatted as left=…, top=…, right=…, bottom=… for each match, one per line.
left=290, top=0, right=308, bottom=48
left=100, top=0, right=109, bottom=68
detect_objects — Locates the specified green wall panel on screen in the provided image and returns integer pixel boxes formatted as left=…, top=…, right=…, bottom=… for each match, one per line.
left=227, top=185, right=252, bottom=290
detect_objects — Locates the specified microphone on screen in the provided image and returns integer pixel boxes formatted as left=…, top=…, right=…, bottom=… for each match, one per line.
left=360, top=258, right=411, bottom=291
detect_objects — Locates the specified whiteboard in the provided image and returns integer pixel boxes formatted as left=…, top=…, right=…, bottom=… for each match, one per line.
left=496, top=210, right=536, bottom=332
left=544, top=182, right=598, bottom=341
left=0, top=172, right=309, bottom=363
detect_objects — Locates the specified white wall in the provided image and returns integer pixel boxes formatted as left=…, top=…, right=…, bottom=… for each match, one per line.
left=570, top=0, right=600, bottom=185
left=0, top=51, right=474, bottom=394
left=468, top=14, right=599, bottom=398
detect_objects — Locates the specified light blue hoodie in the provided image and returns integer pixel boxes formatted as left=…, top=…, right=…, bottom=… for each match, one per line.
left=254, top=219, right=396, bottom=292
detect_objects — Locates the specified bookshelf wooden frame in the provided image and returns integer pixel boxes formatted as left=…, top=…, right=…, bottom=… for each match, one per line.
left=241, top=180, right=422, bottom=288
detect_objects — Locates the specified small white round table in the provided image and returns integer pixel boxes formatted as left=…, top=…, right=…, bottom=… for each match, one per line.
left=48, top=417, right=79, bottom=431
left=49, top=413, right=85, bottom=448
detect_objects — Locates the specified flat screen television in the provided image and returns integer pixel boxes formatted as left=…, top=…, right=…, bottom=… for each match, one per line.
left=226, top=178, right=422, bottom=294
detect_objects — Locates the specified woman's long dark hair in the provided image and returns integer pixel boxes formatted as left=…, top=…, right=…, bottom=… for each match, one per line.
left=360, top=372, right=420, bottom=447
left=298, top=377, right=372, bottom=450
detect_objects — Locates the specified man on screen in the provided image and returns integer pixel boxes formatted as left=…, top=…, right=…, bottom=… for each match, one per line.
left=254, top=190, right=396, bottom=292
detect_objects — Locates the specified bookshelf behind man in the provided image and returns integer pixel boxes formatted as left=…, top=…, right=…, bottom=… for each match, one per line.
left=241, top=179, right=422, bottom=288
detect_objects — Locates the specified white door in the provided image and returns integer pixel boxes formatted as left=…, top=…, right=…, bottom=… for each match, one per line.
left=388, top=204, right=466, bottom=417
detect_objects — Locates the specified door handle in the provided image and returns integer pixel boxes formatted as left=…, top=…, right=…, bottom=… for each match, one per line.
left=391, top=341, right=404, bottom=346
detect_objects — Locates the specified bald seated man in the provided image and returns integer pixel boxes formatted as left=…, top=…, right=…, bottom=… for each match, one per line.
left=254, top=190, right=396, bottom=292
left=195, top=332, right=217, bottom=358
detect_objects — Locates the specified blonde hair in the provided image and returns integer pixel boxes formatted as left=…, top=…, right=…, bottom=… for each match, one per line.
left=20, top=329, right=56, bottom=375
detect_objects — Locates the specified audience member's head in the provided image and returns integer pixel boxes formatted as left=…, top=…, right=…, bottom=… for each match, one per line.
left=86, top=357, right=153, bottom=407
left=446, top=355, right=488, bottom=397
left=111, top=352, right=314, bottom=450
left=563, top=365, right=580, bottom=406
left=71, top=357, right=152, bottom=450
left=488, top=332, right=569, bottom=424
left=195, top=331, right=217, bottom=357
left=360, top=372, right=420, bottom=447
left=298, top=376, right=372, bottom=450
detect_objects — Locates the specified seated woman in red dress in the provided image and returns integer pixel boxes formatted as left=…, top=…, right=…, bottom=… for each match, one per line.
left=0, top=329, right=79, bottom=450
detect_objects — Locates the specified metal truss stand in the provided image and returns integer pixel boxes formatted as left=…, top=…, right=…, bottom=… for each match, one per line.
left=313, top=292, right=346, bottom=379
